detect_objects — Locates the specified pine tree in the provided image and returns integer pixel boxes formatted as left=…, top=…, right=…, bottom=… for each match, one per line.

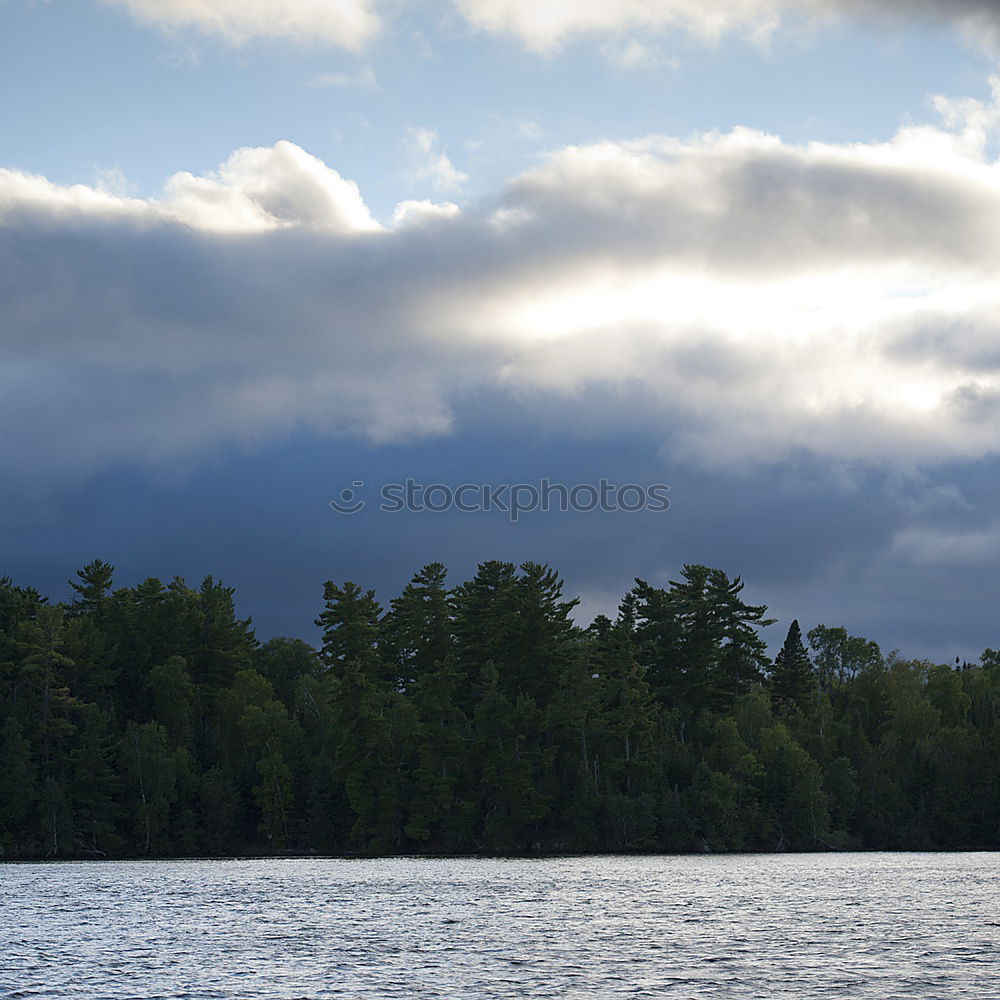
left=634, top=565, right=774, bottom=713
left=69, top=703, right=121, bottom=856
left=315, top=581, right=384, bottom=680
left=381, top=562, right=454, bottom=689
left=188, top=576, right=257, bottom=689
left=68, top=560, right=114, bottom=616
left=403, top=654, right=473, bottom=850
left=770, top=620, right=816, bottom=715
left=708, top=569, right=775, bottom=705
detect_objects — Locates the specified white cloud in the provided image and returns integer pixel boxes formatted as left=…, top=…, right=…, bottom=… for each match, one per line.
left=0, top=141, right=379, bottom=235
left=101, top=0, right=381, bottom=49
left=392, top=199, right=462, bottom=227
left=451, top=0, right=785, bottom=51
left=406, top=128, right=469, bottom=193
left=99, top=0, right=1000, bottom=52
left=161, top=141, right=381, bottom=233
left=6, top=80, right=1000, bottom=478
left=453, top=0, right=1000, bottom=52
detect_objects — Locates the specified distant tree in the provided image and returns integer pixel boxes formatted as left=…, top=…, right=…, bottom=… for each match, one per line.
left=807, top=625, right=882, bottom=700
left=328, top=659, right=414, bottom=852
left=770, top=620, right=816, bottom=715
left=253, top=637, right=322, bottom=709
left=315, top=581, right=384, bottom=681
left=119, top=721, right=177, bottom=854
left=474, top=667, right=555, bottom=852
left=148, top=656, right=196, bottom=748
left=18, top=605, right=76, bottom=769
left=758, top=723, right=828, bottom=850
left=403, top=654, right=474, bottom=850
left=381, top=562, right=454, bottom=689
left=68, top=560, right=115, bottom=616
left=188, top=576, right=257, bottom=689
left=453, top=560, right=580, bottom=707
left=634, top=565, right=774, bottom=711
left=69, top=703, right=120, bottom=855
left=452, top=560, right=520, bottom=702
left=586, top=597, right=659, bottom=847
left=2, top=557, right=999, bottom=857
left=0, top=717, right=36, bottom=855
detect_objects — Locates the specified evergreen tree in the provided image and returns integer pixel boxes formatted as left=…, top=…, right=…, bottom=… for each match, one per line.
left=0, top=717, right=36, bottom=856
left=381, top=562, right=454, bottom=689
left=757, top=723, right=829, bottom=850
left=586, top=598, right=659, bottom=848
left=634, top=565, right=774, bottom=712
left=253, top=637, right=322, bottom=710
left=119, top=721, right=178, bottom=855
left=315, top=581, right=384, bottom=680
left=68, top=560, right=115, bottom=616
left=0, top=558, right=998, bottom=857
left=188, top=577, right=257, bottom=690
left=770, top=620, right=816, bottom=715
left=148, top=656, right=197, bottom=748
left=68, top=703, right=120, bottom=855
left=403, top=655, right=474, bottom=850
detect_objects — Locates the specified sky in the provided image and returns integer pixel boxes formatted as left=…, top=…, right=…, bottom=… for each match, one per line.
left=4, top=0, right=1000, bottom=661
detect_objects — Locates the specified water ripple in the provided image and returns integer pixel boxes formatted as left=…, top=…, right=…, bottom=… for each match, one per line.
left=0, top=854, right=998, bottom=999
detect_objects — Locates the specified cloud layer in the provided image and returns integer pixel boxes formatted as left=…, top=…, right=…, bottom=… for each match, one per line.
left=4, top=83, right=1000, bottom=478
left=454, top=0, right=1000, bottom=50
left=101, top=0, right=1000, bottom=50
left=102, top=0, right=381, bottom=49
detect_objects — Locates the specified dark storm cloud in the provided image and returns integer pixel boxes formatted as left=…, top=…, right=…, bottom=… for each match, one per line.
left=6, top=423, right=998, bottom=667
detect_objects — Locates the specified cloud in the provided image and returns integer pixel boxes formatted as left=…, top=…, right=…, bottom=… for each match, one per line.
left=101, top=0, right=381, bottom=48
left=5, top=80, right=1000, bottom=479
left=451, top=0, right=785, bottom=51
left=0, top=141, right=379, bottom=235
left=406, top=128, right=469, bottom=193
left=98, top=0, right=1000, bottom=52
left=451, top=0, right=1000, bottom=51
left=161, top=141, right=381, bottom=233
left=392, top=199, right=463, bottom=227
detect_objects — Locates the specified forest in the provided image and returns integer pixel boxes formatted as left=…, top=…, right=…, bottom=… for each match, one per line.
left=0, top=559, right=997, bottom=858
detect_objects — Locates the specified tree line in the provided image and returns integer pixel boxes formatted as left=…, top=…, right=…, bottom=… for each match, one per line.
left=0, top=559, right=997, bottom=858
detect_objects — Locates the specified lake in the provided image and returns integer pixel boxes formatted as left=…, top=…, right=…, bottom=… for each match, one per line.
left=2, top=853, right=998, bottom=998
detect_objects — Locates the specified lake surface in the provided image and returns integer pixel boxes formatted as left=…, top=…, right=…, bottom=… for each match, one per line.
left=2, top=853, right=998, bottom=999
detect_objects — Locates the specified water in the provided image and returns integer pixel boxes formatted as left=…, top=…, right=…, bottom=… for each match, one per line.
left=1, top=853, right=998, bottom=999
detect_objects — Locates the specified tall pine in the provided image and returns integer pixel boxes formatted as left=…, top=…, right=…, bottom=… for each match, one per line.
left=770, top=620, right=816, bottom=715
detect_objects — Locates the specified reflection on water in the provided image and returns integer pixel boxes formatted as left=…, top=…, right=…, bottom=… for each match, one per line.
left=1, top=853, right=998, bottom=999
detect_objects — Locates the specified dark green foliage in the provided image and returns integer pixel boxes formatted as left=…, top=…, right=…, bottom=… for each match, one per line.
left=807, top=625, right=883, bottom=701
left=770, top=620, right=816, bottom=715
left=382, top=563, right=454, bottom=689
left=315, top=581, right=382, bottom=676
left=69, top=560, right=115, bottom=616
left=0, top=559, right=997, bottom=857
left=633, top=565, right=775, bottom=713
left=253, top=638, right=322, bottom=709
